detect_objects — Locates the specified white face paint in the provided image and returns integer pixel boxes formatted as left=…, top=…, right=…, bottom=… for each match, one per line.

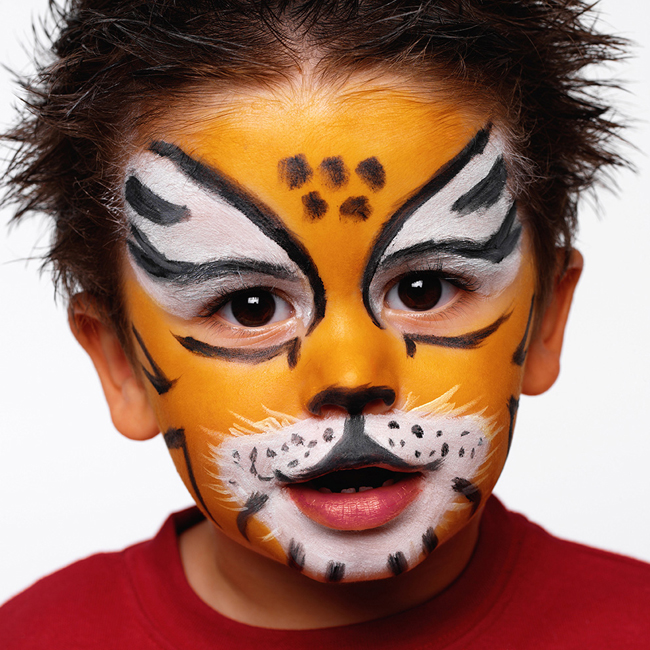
left=212, top=388, right=493, bottom=581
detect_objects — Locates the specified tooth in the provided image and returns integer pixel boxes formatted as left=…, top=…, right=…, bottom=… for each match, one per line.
left=359, top=486, right=373, bottom=492
left=319, top=487, right=332, bottom=493
left=382, top=479, right=395, bottom=487
left=341, top=488, right=356, bottom=494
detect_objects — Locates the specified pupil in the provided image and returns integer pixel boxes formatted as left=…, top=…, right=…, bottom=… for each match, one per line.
left=230, top=290, right=276, bottom=327
left=397, top=273, right=443, bottom=311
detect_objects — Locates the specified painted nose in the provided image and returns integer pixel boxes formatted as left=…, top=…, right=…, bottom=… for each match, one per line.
left=308, top=385, right=396, bottom=416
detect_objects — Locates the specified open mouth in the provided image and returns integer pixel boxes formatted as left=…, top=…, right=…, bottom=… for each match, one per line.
left=287, top=467, right=423, bottom=531
left=305, top=467, right=417, bottom=494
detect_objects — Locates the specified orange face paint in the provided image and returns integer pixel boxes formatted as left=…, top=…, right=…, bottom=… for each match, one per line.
left=121, top=83, right=536, bottom=582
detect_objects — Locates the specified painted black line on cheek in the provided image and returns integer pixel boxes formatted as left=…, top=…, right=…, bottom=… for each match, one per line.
left=319, top=156, right=349, bottom=189
left=278, top=154, right=313, bottom=189
left=132, top=325, right=177, bottom=395
left=356, top=157, right=386, bottom=191
left=339, top=196, right=372, bottom=221
left=452, top=155, right=508, bottom=216
left=148, top=141, right=326, bottom=334
left=288, top=539, right=306, bottom=571
left=422, top=527, right=439, bottom=555
left=163, top=427, right=221, bottom=528
left=507, top=395, right=520, bottom=454
left=512, top=295, right=536, bottom=366
left=404, top=311, right=511, bottom=357
left=302, top=191, right=328, bottom=221
left=174, top=334, right=301, bottom=369
left=387, top=551, right=408, bottom=576
left=326, top=561, right=346, bottom=582
left=361, top=126, right=491, bottom=327
left=452, top=477, right=482, bottom=516
left=236, top=492, right=269, bottom=541
left=125, top=175, right=189, bottom=226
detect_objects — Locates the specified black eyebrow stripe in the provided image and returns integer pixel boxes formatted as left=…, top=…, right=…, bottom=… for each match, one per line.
left=361, top=125, right=491, bottom=327
left=452, top=155, right=508, bottom=216
left=125, top=175, right=189, bottom=226
left=382, top=201, right=521, bottom=268
left=174, top=334, right=301, bottom=369
left=149, top=140, right=326, bottom=333
left=127, top=223, right=293, bottom=284
left=403, top=310, right=511, bottom=355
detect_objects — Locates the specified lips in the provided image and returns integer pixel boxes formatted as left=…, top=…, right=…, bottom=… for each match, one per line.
left=287, top=468, right=423, bottom=531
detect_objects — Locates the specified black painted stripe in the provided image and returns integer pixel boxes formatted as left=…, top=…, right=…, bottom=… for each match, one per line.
left=326, top=561, right=346, bottom=582
left=404, top=310, right=511, bottom=356
left=163, top=427, right=221, bottom=528
left=382, top=201, right=520, bottom=270
left=125, top=175, right=189, bottom=226
left=507, top=395, right=520, bottom=454
left=236, top=492, right=269, bottom=541
left=422, top=527, right=439, bottom=555
left=387, top=551, right=408, bottom=576
left=452, top=477, right=482, bottom=515
left=174, top=334, right=301, bottom=369
left=512, top=294, right=536, bottom=366
left=131, top=325, right=177, bottom=394
left=128, top=223, right=293, bottom=285
left=149, top=140, right=326, bottom=333
left=361, top=125, right=491, bottom=327
left=452, top=155, right=508, bottom=215
left=288, top=539, right=306, bottom=571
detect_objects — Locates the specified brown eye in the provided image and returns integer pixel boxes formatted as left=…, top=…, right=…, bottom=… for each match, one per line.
left=386, top=272, right=454, bottom=312
left=220, top=289, right=291, bottom=327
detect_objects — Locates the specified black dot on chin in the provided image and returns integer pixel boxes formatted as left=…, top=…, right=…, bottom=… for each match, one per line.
left=411, top=424, right=424, bottom=438
left=339, top=196, right=372, bottom=221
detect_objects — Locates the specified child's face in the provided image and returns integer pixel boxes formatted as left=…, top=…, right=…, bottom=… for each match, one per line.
left=121, top=82, right=536, bottom=582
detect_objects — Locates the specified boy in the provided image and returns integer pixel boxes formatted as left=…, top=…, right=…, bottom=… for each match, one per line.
left=2, top=0, right=649, bottom=646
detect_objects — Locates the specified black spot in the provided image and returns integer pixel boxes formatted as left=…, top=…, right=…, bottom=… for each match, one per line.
left=281, top=443, right=289, bottom=452
left=414, top=451, right=421, bottom=458
left=326, top=561, right=346, bottom=582
left=302, top=191, right=328, bottom=220
left=236, top=492, right=269, bottom=540
left=422, top=527, right=439, bottom=555
left=339, top=196, right=372, bottom=221
left=163, top=427, right=185, bottom=450
left=400, top=440, right=405, bottom=447
left=288, top=459, right=299, bottom=468
left=429, top=450, right=436, bottom=457
left=388, top=438, right=395, bottom=447
left=404, top=336, right=417, bottom=357
left=308, top=440, right=318, bottom=448
left=461, top=430, right=470, bottom=436
left=471, top=448, right=475, bottom=459
left=356, top=157, right=386, bottom=191
left=323, top=428, right=334, bottom=442
left=266, top=448, right=276, bottom=458
left=387, top=551, right=408, bottom=576
left=459, top=447, right=465, bottom=458
left=388, top=421, right=400, bottom=429
left=436, top=430, right=443, bottom=437
left=304, top=451, right=310, bottom=458
left=291, top=434, right=304, bottom=446
left=278, top=154, right=312, bottom=189
left=441, top=443, right=449, bottom=457
left=249, top=448, right=258, bottom=462
left=319, top=156, right=349, bottom=189
left=288, top=539, right=306, bottom=571
left=411, top=424, right=424, bottom=439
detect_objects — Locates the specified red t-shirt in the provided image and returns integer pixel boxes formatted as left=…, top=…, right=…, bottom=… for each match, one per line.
left=2, top=497, right=649, bottom=649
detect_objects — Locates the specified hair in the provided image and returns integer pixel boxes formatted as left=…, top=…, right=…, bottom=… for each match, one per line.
left=3, top=0, right=628, bottom=344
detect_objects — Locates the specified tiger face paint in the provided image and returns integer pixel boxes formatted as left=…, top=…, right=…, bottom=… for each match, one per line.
left=121, top=84, right=537, bottom=582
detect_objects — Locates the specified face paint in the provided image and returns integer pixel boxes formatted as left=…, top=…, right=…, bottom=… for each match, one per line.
left=121, top=85, right=537, bottom=582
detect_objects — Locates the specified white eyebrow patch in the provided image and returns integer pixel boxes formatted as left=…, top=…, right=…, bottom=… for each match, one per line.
left=123, top=151, right=309, bottom=320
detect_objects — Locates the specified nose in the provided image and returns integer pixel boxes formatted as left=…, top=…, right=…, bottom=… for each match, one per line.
left=308, top=385, right=396, bottom=416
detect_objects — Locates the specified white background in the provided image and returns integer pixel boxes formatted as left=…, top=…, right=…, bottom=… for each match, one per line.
left=1, top=0, right=649, bottom=606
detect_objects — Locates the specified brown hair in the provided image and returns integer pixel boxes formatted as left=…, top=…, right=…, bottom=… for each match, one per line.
left=2, top=0, right=628, bottom=340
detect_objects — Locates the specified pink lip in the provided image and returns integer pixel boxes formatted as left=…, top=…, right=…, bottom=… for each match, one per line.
left=287, top=475, right=423, bottom=531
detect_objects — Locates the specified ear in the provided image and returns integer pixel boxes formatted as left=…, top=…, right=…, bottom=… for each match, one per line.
left=522, top=250, right=583, bottom=396
left=69, top=296, right=160, bottom=441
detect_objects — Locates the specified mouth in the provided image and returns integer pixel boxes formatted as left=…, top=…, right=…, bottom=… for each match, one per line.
left=286, top=467, right=423, bottom=531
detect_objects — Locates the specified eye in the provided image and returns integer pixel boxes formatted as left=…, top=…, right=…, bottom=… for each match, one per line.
left=218, top=289, right=292, bottom=327
left=385, top=272, right=456, bottom=312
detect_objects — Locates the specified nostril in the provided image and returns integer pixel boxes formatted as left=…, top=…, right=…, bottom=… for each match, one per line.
left=308, top=386, right=396, bottom=416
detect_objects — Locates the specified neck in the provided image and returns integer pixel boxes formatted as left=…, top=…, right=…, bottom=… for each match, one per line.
left=180, top=511, right=483, bottom=629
